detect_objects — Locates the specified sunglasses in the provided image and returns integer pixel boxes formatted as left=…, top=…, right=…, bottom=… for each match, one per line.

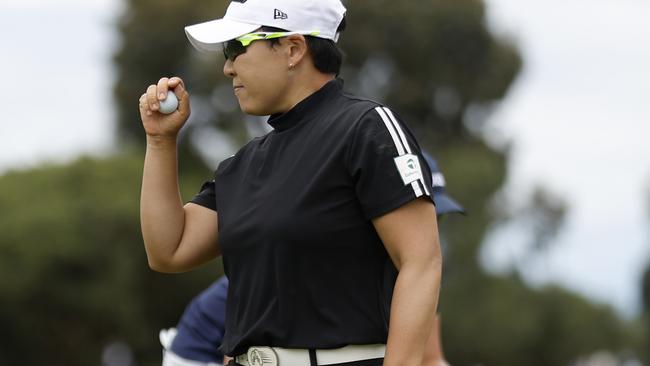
left=222, top=31, right=320, bottom=61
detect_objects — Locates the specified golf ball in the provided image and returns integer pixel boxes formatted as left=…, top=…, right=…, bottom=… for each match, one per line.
left=159, top=92, right=179, bottom=114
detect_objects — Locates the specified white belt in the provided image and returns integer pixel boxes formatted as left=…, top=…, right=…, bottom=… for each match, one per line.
left=235, top=344, right=385, bottom=366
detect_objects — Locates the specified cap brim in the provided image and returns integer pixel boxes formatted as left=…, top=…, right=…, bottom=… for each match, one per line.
left=433, top=192, right=466, bottom=215
left=185, top=18, right=260, bottom=52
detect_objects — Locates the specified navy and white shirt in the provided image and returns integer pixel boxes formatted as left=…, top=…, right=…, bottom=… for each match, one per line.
left=191, top=79, right=434, bottom=356
left=170, top=276, right=229, bottom=362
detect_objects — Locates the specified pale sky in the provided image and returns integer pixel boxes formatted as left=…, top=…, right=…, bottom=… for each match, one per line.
left=0, top=1, right=119, bottom=171
left=1, top=0, right=649, bottom=317
left=481, top=0, right=650, bottom=317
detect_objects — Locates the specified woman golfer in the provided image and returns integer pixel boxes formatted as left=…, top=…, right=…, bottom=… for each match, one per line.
left=138, top=0, right=441, bottom=365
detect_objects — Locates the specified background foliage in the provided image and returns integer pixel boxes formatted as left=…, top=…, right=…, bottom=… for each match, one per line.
left=0, top=0, right=647, bottom=364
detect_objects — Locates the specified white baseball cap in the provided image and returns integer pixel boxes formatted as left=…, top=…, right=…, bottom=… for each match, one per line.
left=185, top=0, right=347, bottom=52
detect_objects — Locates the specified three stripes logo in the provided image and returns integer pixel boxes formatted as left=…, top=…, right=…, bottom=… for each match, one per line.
left=274, top=9, right=288, bottom=19
left=374, top=106, right=430, bottom=198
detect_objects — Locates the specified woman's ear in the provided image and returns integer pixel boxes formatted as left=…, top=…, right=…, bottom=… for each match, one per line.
left=283, top=34, right=309, bottom=68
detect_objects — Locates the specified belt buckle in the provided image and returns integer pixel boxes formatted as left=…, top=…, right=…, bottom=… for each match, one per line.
left=247, top=346, right=278, bottom=366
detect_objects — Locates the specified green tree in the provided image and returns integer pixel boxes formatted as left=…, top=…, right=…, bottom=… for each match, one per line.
left=341, top=0, right=520, bottom=145
left=442, top=274, right=629, bottom=365
left=0, top=154, right=221, bottom=366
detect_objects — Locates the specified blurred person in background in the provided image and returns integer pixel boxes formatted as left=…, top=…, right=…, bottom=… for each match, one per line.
left=158, top=154, right=464, bottom=366
left=139, top=0, right=442, bottom=364
left=159, top=276, right=229, bottom=366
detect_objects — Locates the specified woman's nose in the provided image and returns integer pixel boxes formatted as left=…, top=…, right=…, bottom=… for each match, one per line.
left=223, top=59, right=235, bottom=78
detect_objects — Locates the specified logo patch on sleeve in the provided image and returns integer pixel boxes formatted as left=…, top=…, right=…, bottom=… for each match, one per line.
left=393, top=154, right=423, bottom=186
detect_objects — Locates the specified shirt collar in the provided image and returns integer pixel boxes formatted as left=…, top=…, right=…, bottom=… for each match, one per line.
left=267, top=78, right=343, bottom=132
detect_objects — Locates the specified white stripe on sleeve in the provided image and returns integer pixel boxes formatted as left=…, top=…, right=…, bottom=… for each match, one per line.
left=382, top=107, right=431, bottom=197
left=374, top=107, right=423, bottom=197
left=375, top=107, right=405, bottom=155
left=382, top=107, right=412, bottom=154
left=412, top=180, right=424, bottom=197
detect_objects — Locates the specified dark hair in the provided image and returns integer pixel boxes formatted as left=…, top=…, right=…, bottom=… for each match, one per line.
left=261, top=17, right=346, bottom=76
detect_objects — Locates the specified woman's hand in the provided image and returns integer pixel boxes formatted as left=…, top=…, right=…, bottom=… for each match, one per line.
left=138, top=76, right=191, bottom=140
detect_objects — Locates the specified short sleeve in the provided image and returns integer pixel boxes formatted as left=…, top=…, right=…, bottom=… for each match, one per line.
left=346, top=106, right=434, bottom=219
left=189, top=180, right=217, bottom=211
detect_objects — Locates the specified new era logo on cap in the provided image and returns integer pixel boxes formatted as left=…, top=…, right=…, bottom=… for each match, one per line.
left=274, top=9, right=288, bottom=19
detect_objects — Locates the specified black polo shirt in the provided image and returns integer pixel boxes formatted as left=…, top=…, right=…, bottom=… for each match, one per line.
left=191, top=79, right=434, bottom=356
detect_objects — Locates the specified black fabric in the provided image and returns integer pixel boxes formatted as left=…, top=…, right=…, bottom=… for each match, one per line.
left=190, top=79, right=434, bottom=357
left=309, top=349, right=318, bottom=366
left=328, top=358, right=384, bottom=366
left=190, top=179, right=217, bottom=211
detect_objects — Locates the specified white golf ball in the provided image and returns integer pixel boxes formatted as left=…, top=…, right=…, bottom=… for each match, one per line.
left=159, top=92, right=179, bottom=114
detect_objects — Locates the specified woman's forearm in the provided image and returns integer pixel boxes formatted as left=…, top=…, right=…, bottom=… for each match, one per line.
left=140, top=136, right=186, bottom=270
left=383, top=257, right=442, bottom=366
